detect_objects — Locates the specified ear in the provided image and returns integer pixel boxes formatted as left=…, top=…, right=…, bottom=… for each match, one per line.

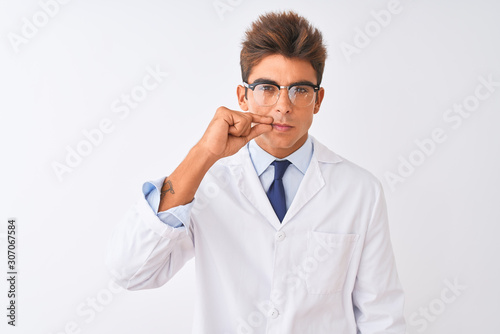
left=313, top=87, right=325, bottom=114
left=237, top=85, right=249, bottom=111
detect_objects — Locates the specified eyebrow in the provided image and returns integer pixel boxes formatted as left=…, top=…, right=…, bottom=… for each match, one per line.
left=251, top=78, right=318, bottom=87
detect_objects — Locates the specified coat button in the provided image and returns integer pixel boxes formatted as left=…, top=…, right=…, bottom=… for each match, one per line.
left=268, top=308, right=279, bottom=319
left=275, top=231, right=286, bottom=242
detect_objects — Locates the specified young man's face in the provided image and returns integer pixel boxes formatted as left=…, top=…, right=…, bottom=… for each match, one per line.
left=237, top=54, right=325, bottom=158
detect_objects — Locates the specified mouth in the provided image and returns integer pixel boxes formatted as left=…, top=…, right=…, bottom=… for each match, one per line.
left=272, top=123, right=293, bottom=132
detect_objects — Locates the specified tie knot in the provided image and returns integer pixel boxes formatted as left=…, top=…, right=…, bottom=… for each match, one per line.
left=272, top=160, right=291, bottom=180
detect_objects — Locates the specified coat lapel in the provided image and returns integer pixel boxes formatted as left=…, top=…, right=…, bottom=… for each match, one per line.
left=231, top=146, right=282, bottom=230
left=281, top=156, right=324, bottom=226
left=282, top=136, right=343, bottom=226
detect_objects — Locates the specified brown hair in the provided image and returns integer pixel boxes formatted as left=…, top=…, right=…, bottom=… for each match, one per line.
left=240, top=11, right=327, bottom=85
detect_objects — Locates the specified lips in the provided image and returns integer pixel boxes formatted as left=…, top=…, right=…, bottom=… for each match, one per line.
left=272, top=123, right=293, bottom=132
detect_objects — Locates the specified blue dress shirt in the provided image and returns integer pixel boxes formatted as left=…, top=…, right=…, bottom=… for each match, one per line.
left=143, top=135, right=314, bottom=227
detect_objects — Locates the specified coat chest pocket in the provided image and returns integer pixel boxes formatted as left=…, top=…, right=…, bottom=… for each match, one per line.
left=305, top=231, right=359, bottom=295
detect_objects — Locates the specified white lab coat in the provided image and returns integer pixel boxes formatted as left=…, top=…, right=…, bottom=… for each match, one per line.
left=107, top=136, right=406, bottom=334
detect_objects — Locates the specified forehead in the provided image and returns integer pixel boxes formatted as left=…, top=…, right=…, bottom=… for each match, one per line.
left=248, top=54, right=317, bottom=85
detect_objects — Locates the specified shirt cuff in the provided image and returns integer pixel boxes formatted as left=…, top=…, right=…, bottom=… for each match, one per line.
left=142, top=177, right=194, bottom=228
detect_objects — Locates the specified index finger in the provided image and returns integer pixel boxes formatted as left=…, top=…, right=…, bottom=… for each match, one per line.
left=247, top=113, right=273, bottom=125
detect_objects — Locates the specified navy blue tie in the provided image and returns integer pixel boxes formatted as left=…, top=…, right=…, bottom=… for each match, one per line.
left=267, top=160, right=291, bottom=222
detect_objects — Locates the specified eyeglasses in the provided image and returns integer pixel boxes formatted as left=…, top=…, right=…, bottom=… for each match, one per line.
left=243, top=81, right=320, bottom=107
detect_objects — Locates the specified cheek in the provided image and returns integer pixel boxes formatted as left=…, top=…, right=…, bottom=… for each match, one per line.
left=246, top=100, right=258, bottom=113
left=299, top=111, right=315, bottom=126
left=248, top=104, right=272, bottom=118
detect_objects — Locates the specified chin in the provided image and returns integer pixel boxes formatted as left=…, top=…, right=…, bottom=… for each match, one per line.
left=261, top=133, right=299, bottom=149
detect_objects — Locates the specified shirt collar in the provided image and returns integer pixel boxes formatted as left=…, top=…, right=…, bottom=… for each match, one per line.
left=248, top=135, right=314, bottom=176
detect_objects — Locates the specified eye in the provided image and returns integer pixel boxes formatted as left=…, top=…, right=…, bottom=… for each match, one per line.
left=257, top=84, right=278, bottom=93
left=293, top=86, right=312, bottom=94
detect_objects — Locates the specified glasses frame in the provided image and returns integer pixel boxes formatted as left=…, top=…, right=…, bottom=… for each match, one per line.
left=242, top=81, right=320, bottom=107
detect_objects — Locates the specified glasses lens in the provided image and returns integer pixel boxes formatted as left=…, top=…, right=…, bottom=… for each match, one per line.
left=254, top=84, right=279, bottom=106
left=289, top=85, right=315, bottom=107
left=250, top=83, right=316, bottom=107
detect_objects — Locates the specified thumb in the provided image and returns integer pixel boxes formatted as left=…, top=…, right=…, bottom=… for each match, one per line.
left=246, top=123, right=273, bottom=141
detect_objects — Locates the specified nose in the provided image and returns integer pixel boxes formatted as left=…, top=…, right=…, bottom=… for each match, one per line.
left=275, top=87, right=292, bottom=114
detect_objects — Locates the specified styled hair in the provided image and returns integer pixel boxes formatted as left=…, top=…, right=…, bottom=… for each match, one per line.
left=240, top=11, right=327, bottom=86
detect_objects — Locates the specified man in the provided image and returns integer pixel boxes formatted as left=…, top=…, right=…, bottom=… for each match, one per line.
left=107, top=11, right=406, bottom=334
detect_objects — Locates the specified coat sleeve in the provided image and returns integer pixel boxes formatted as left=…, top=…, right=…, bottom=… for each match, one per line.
left=352, top=182, right=406, bottom=333
left=105, top=184, right=195, bottom=291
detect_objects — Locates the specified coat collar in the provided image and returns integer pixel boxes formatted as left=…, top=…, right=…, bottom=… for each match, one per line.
left=309, top=135, right=343, bottom=164
left=225, top=135, right=342, bottom=230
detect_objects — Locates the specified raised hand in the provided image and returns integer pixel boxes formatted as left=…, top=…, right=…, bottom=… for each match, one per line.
left=197, top=107, right=273, bottom=160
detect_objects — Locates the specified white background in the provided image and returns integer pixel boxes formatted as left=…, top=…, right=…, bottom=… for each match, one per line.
left=1, top=0, right=499, bottom=333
